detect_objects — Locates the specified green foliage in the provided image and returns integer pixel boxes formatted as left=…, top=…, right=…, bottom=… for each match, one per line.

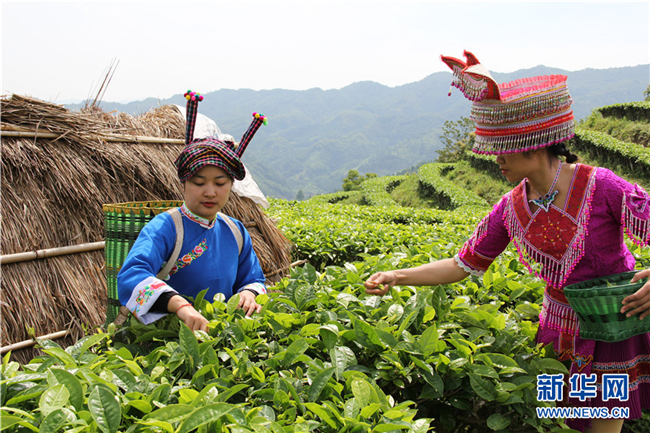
left=580, top=110, right=650, bottom=147
left=308, top=191, right=364, bottom=205
left=390, top=175, right=439, bottom=209
left=466, top=152, right=502, bottom=180
left=624, top=410, right=650, bottom=432
left=442, top=161, right=511, bottom=205
left=295, top=190, right=306, bottom=201
left=437, top=117, right=476, bottom=163
left=6, top=197, right=650, bottom=432
left=343, top=170, right=378, bottom=192
left=360, top=175, right=407, bottom=207
left=596, top=101, right=650, bottom=122
left=269, top=198, right=483, bottom=270
left=417, top=163, right=489, bottom=210
left=573, top=129, right=650, bottom=177
left=0, top=247, right=579, bottom=433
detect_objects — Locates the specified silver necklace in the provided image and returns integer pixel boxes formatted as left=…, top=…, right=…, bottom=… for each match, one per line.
left=529, top=161, right=562, bottom=212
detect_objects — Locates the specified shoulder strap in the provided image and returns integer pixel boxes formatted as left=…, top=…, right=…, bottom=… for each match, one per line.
left=157, top=208, right=184, bottom=280
left=218, top=212, right=243, bottom=255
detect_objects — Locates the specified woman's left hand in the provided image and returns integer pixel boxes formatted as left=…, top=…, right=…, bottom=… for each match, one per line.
left=238, top=290, right=262, bottom=316
left=621, top=269, right=650, bottom=320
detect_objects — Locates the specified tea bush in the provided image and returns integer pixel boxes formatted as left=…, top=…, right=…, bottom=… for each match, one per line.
left=0, top=259, right=574, bottom=433
left=417, top=164, right=488, bottom=210
left=360, top=176, right=407, bottom=207
left=596, top=102, right=650, bottom=122
left=4, top=200, right=650, bottom=432
left=573, top=129, right=650, bottom=177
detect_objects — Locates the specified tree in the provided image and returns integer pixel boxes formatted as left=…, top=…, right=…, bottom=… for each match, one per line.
left=436, top=117, right=475, bottom=163
left=342, top=170, right=377, bottom=191
left=295, top=190, right=305, bottom=201
left=645, top=84, right=650, bottom=102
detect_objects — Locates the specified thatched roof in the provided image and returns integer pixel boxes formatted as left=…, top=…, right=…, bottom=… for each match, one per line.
left=1, top=94, right=293, bottom=363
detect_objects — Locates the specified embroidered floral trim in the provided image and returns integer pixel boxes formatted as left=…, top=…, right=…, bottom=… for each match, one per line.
left=622, top=184, right=650, bottom=247
left=169, top=239, right=208, bottom=276
left=239, top=282, right=268, bottom=295
left=133, top=280, right=168, bottom=315
left=454, top=253, right=485, bottom=277
left=503, top=165, right=598, bottom=288
left=180, top=203, right=215, bottom=229
left=593, top=355, right=650, bottom=390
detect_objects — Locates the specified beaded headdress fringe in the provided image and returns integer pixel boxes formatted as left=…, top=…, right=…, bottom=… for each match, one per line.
left=474, top=122, right=575, bottom=155
left=441, top=50, right=575, bottom=155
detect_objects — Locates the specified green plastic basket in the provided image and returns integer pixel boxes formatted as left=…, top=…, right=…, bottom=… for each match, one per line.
left=564, top=271, right=650, bottom=342
left=103, top=200, right=183, bottom=325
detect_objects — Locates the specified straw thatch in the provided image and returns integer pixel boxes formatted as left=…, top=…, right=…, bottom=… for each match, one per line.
left=1, top=94, right=293, bottom=363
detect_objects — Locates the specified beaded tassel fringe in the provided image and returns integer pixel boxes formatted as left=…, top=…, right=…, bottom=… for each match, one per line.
left=471, top=90, right=572, bottom=125
left=540, top=291, right=579, bottom=335
left=467, top=214, right=490, bottom=253
left=474, top=121, right=575, bottom=155
left=451, top=66, right=489, bottom=102
left=623, top=198, right=650, bottom=247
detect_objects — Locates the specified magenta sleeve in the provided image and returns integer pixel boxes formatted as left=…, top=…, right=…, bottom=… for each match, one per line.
left=455, top=195, right=512, bottom=275
left=599, top=168, right=650, bottom=246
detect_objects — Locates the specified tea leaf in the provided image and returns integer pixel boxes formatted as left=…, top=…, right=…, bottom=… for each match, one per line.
left=487, top=413, right=511, bottom=430
left=468, top=373, right=497, bottom=402
left=308, top=367, right=335, bottom=402
left=49, top=369, right=83, bottom=411
left=39, top=384, right=70, bottom=417
left=177, top=403, right=233, bottom=433
left=39, top=408, right=76, bottom=433
left=88, top=385, right=121, bottom=433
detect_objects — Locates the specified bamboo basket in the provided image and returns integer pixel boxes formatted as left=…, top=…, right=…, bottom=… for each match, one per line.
left=103, top=201, right=184, bottom=324
left=564, top=271, right=650, bottom=342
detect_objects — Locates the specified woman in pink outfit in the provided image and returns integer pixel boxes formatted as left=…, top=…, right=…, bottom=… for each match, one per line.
left=365, top=51, right=650, bottom=433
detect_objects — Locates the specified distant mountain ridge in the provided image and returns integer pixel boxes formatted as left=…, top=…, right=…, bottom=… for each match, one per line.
left=67, top=64, right=649, bottom=199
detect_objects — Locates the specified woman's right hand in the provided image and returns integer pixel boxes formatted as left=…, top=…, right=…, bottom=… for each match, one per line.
left=175, top=304, right=209, bottom=332
left=364, top=271, right=398, bottom=296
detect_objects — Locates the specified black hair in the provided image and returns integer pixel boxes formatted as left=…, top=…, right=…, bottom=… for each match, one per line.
left=547, top=140, right=578, bottom=164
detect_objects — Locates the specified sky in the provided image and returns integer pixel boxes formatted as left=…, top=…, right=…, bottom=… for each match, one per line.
left=2, top=1, right=649, bottom=104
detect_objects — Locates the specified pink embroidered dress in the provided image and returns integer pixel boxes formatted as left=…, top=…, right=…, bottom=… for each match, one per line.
left=456, top=164, right=650, bottom=429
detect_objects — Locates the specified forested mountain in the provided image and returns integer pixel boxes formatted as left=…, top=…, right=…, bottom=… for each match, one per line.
left=68, top=64, right=648, bottom=199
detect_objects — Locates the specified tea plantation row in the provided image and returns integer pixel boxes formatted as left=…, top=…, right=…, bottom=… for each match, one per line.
left=3, top=201, right=649, bottom=432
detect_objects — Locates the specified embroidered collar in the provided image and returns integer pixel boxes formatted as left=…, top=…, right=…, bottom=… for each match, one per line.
left=180, top=203, right=216, bottom=229
left=504, top=164, right=598, bottom=288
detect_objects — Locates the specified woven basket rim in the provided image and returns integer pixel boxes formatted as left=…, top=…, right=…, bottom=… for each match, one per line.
left=564, top=271, right=645, bottom=299
left=580, top=323, right=649, bottom=342
left=103, top=200, right=184, bottom=214
left=564, top=271, right=650, bottom=342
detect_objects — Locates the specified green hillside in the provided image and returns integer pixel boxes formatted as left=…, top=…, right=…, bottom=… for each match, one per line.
left=5, top=103, right=649, bottom=433
left=67, top=64, right=649, bottom=200
left=269, top=100, right=650, bottom=431
left=307, top=101, right=650, bottom=212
